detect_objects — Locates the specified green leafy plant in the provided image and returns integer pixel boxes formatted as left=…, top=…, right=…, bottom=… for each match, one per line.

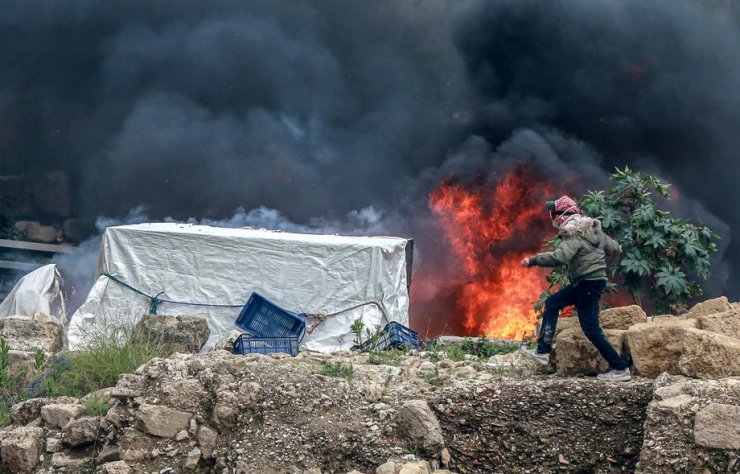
left=541, top=167, right=718, bottom=314
left=350, top=318, right=365, bottom=347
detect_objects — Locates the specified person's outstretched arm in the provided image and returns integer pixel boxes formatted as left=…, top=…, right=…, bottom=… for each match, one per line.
left=524, top=239, right=579, bottom=267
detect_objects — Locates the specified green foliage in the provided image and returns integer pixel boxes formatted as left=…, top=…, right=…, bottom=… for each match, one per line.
left=44, top=319, right=167, bottom=397
left=318, top=361, right=354, bottom=381
left=350, top=318, right=383, bottom=349
left=423, top=337, right=519, bottom=362
left=554, top=166, right=718, bottom=313
left=82, top=395, right=112, bottom=417
left=350, top=318, right=364, bottom=347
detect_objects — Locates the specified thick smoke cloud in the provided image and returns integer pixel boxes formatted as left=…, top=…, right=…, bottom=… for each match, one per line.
left=0, top=0, right=472, bottom=219
left=1, top=0, right=739, bottom=300
left=454, top=0, right=740, bottom=296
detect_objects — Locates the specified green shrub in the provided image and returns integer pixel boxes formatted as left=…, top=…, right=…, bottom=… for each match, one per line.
left=44, top=316, right=167, bottom=397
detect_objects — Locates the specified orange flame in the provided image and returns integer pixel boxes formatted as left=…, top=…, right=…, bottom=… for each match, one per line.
left=426, top=166, right=557, bottom=340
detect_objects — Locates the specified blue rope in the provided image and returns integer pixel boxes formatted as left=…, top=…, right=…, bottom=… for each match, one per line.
left=102, top=273, right=243, bottom=314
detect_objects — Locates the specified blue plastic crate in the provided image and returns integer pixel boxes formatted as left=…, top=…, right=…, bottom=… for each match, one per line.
left=233, top=334, right=300, bottom=357
left=235, top=292, right=306, bottom=340
left=358, top=321, right=419, bottom=351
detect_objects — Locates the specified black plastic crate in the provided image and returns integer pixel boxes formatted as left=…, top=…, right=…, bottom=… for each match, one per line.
left=235, top=292, right=306, bottom=340
left=232, top=334, right=300, bottom=357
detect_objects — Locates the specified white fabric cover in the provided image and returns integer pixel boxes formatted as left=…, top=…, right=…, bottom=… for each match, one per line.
left=0, top=264, right=67, bottom=324
left=69, top=223, right=410, bottom=352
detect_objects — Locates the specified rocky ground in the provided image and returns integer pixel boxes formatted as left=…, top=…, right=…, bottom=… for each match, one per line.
left=0, top=349, right=685, bottom=474
left=0, top=296, right=738, bottom=473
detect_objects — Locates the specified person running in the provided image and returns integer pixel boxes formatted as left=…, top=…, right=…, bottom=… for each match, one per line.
left=519, top=195, right=632, bottom=382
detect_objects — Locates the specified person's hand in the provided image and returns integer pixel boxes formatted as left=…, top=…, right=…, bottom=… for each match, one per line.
left=521, top=257, right=531, bottom=267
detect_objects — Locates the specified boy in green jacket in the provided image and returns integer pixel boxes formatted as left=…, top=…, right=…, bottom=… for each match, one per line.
left=519, top=195, right=632, bottom=382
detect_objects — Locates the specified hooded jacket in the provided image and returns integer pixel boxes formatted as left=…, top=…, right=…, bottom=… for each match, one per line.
left=530, top=215, right=621, bottom=283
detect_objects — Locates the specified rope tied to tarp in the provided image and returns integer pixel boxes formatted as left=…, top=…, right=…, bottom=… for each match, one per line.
left=101, top=273, right=243, bottom=314
left=101, top=273, right=391, bottom=330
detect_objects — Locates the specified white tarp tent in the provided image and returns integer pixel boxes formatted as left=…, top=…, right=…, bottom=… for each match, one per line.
left=69, top=223, right=412, bottom=352
left=0, top=264, right=66, bottom=324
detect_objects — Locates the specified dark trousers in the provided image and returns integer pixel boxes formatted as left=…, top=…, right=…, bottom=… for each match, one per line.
left=537, top=280, right=628, bottom=371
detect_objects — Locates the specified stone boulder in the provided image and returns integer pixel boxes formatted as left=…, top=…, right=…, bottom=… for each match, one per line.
left=678, top=328, right=740, bottom=379
left=133, top=314, right=210, bottom=354
left=396, top=400, right=444, bottom=453
left=695, top=307, right=740, bottom=339
left=599, top=305, right=648, bottom=330
left=0, top=426, right=44, bottom=473
left=41, top=403, right=83, bottom=429
left=134, top=404, right=192, bottom=438
left=554, top=316, right=579, bottom=336
left=693, top=403, right=740, bottom=450
left=11, top=397, right=75, bottom=426
left=686, top=296, right=731, bottom=319
left=554, top=327, right=627, bottom=375
left=63, top=416, right=101, bottom=448
left=0, top=315, right=64, bottom=352
left=626, top=319, right=740, bottom=378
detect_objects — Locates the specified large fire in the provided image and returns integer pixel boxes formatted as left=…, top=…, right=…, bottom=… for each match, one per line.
left=424, top=165, right=557, bottom=340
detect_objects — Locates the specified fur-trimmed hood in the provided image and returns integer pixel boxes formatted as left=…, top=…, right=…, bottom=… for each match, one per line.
left=558, top=214, right=602, bottom=239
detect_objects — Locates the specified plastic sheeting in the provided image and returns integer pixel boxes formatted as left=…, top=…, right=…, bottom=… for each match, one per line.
left=0, top=264, right=67, bottom=324
left=69, top=223, right=411, bottom=352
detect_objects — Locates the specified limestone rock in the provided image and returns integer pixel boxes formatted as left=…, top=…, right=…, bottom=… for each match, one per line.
left=555, top=327, right=626, bottom=375
left=41, top=403, right=83, bottom=429
left=63, top=416, right=101, bottom=448
left=212, top=391, right=239, bottom=430
left=687, top=296, right=731, bottom=318
left=625, top=319, right=697, bottom=378
left=0, top=316, right=63, bottom=352
left=197, top=425, right=219, bottom=458
left=396, top=400, right=444, bottom=452
left=398, top=461, right=431, bottom=474
left=185, top=447, right=202, bottom=470
left=376, top=461, right=396, bottom=474
left=11, top=397, right=75, bottom=426
left=693, top=403, right=740, bottom=449
left=696, top=307, right=740, bottom=339
left=678, top=328, right=740, bottom=379
left=51, top=452, right=91, bottom=468
left=99, top=460, right=132, bottom=474
left=0, top=426, right=44, bottom=473
left=161, top=379, right=208, bottom=412
left=134, top=404, right=191, bottom=438
left=133, top=314, right=210, bottom=354
left=364, top=382, right=383, bottom=402
left=599, top=305, right=648, bottom=330
left=554, top=316, right=579, bottom=336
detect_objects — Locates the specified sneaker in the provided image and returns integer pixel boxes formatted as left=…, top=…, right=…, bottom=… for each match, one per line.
left=519, top=347, right=550, bottom=366
left=597, top=368, right=632, bottom=382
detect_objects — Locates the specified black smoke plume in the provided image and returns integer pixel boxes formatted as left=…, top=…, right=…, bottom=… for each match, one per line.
left=1, top=0, right=738, bottom=311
